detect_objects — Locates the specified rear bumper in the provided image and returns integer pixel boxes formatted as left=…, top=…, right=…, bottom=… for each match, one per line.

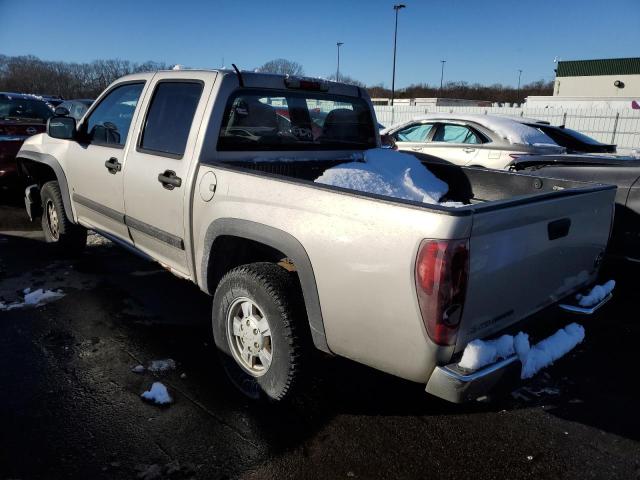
left=425, top=286, right=612, bottom=403
left=426, top=356, right=520, bottom=403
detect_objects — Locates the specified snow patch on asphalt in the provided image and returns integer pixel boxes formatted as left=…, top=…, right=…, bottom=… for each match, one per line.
left=0, top=288, right=65, bottom=311
left=131, top=365, right=145, bottom=374
left=459, top=323, right=585, bottom=379
left=141, top=382, right=172, bottom=405
left=576, top=280, right=615, bottom=307
left=315, top=148, right=451, bottom=205
left=148, top=359, right=176, bottom=372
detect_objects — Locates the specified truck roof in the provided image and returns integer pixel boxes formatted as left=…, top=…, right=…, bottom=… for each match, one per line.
left=113, top=69, right=364, bottom=98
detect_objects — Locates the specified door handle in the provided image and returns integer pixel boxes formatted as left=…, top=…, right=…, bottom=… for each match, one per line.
left=411, top=147, right=423, bottom=151
left=158, top=170, right=182, bottom=190
left=463, top=148, right=476, bottom=153
left=104, top=157, right=122, bottom=174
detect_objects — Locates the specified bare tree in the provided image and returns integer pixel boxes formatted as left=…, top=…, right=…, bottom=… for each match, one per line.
left=0, top=54, right=169, bottom=99
left=257, top=58, right=304, bottom=76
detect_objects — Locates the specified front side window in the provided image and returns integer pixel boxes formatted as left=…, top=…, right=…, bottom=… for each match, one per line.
left=139, top=82, right=204, bottom=157
left=433, top=124, right=483, bottom=144
left=218, top=89, right=376, bottom=151
left=395, top=123, right=433, bottom=142
left=85, top=82, right=144, bottom=147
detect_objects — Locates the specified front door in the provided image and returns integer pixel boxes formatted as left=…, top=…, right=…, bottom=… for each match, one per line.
left=65, top=81, right=148, bottom=240
left=123, top=74, right=213, bottom=276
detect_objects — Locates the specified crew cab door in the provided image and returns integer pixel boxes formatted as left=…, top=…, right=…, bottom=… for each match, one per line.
left=65, top=80, right=148, bottom=240
left=122, top=73, right=214, bottom=277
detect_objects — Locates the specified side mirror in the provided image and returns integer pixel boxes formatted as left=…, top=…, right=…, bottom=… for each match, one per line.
left=47, top=116, right=76, bottom=140
left=380, top=133, right=397, bottom=150
left=54, top=106, right=70, bottom=116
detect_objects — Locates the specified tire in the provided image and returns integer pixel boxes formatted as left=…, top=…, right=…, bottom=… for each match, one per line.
left=212, top=262, right=307, bottom=402
left=40, top=181, right=87, bottom=254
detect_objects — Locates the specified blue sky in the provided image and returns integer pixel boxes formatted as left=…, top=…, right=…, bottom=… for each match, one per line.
left=1, top=0, right=638, bottom=88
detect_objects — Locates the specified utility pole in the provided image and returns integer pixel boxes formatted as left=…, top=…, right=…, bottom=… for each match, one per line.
left=336, top=42, right=343, bottom=82
left=440, top=60, right=446, bottom=92
left=517, top=69, right=523, bottom=101
left=391, top=4, right=406, bottom=106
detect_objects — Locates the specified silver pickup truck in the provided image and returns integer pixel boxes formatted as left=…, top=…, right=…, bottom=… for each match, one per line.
left=16, top=69, right=615, bottom=403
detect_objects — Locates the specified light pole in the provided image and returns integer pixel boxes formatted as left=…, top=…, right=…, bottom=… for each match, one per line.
left=391, top=3, right=406, bottom=106
left=336, top=42, right=344, bottom=82
left=440, top=60, right=446, bottom=92
left=517, top=69, right=523, bottom=101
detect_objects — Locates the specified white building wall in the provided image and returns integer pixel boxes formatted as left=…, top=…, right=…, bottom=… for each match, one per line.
left=554, top=74, right=640, bottom=97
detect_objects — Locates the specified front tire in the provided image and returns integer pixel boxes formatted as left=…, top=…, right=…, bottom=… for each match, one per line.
left=40, top=181, right=87, bottom=254
left=212, top=262, right=307, bottom=402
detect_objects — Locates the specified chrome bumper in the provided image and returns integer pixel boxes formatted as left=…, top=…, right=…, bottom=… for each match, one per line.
left=426, top=288, right=612, bottom=403
left=425, top=356, right=520, bottom=403
left=558, top=292, right=612, bottom=314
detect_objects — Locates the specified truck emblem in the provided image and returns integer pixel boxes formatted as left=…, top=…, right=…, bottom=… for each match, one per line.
left=26, top=127, right=37, bottom=135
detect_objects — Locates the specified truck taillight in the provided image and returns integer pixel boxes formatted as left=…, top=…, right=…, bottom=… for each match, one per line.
left=415, top=239, right=469, bottom=346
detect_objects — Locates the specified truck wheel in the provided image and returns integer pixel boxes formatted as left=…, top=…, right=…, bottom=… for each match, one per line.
left=40, top=181, right=87, bottom=254
left=212, top=262, right=306, bottom=402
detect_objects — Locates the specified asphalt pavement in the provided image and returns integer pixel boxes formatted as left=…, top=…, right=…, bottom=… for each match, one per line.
left=1, top=197, right=639, bottom=480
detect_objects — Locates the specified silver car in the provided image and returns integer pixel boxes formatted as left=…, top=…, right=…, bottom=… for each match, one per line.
left=382, top=113, right=565, bottom=169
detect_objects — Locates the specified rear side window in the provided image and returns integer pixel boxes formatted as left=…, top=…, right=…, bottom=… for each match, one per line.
left=433, top=124, right=483, bottom=144
left=139, top=82, right=204, bottom=157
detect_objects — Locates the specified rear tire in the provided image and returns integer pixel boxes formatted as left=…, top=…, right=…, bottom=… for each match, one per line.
left=212, top=262, right=307, bottom=402
left=40, top=181, right=87, bottom=255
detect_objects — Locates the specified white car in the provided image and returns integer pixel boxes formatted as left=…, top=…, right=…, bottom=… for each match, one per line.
left=382, top=114, right=565, bottom=169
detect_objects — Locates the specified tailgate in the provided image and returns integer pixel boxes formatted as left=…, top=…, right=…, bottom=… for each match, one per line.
left=454, top=186, right=615, bottom=352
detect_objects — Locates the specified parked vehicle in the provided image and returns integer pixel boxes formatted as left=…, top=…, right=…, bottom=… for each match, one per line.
left=0, top=92, right=55, bottom=188
left=511, top=153, right=640, bottom=262
left=382, top=114, right=565, bottom=169
left=518, top=120, right=617, bottom=154
left=16, top=70, right=615, bottom=403
left=55, top=99, right=94, bottom=121
left=41, top=95, right=65, bottom=107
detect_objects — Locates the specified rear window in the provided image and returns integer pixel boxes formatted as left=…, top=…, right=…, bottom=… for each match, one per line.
left=217, top=89, right=376, bottom=151
left=0, top=95, right=54, bottom=122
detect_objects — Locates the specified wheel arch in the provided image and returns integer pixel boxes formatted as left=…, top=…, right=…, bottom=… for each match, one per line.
left=16, top=151, right=74, bottom=223
left=201, top=218, right=330, bottom=354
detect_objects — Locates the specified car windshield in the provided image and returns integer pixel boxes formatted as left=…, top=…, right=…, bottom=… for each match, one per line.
left=0, top=95, right=54, bottom=122
left=218, top=89, right=377, bottom=151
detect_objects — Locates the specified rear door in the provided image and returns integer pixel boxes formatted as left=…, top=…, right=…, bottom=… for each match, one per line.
left=122, top=73, right=214, bottom=276
left=454, top=186, right=615, bottom=351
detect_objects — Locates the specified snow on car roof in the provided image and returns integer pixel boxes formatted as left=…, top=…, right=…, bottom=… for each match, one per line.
left=403, top=113, right=558, bottom=146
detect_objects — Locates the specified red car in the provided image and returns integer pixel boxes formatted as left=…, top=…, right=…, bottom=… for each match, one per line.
left=0, top=92, right=55, bottom=189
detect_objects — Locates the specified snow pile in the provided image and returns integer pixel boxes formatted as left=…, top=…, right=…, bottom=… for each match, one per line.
left=576, top=280, right=615, bottom=307
left=459, top=334, right=514, bottom=370
left=148, top=359, right=176, bottom=372
left=0, top=288, right=65, bottom=311
left=458, top=323, right=585, bottom=379
left=315, top=148, right=449, bottom=204
left=141, top=382, right=172, bottom=405
left=391, top=114, right=561, bottom=147
left=518, top=323, right=585, bottom=379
